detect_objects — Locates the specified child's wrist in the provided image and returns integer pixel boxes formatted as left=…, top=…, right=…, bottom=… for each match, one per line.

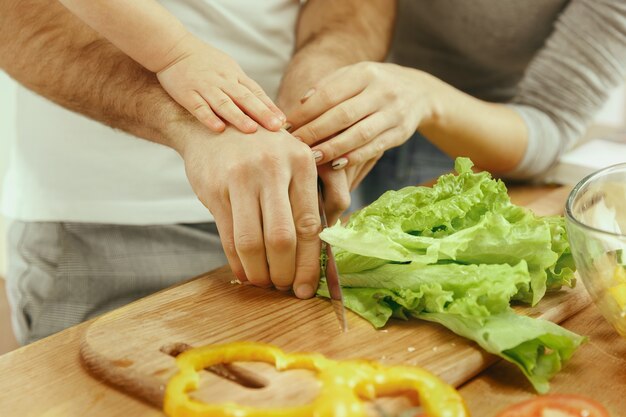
left=149, top=28, right=197, bottom=73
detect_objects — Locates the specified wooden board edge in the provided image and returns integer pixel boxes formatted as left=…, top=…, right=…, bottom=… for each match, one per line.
left=79, top=318, right=165, bottom=410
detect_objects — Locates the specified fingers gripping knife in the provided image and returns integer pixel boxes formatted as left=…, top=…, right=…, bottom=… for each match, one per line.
left=317, top=180, right=348, bottom=332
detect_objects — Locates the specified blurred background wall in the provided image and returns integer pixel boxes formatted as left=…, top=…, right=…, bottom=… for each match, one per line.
left=0, top=72, right=16, bottom=278
left=0, top=72, right=16, bottom=352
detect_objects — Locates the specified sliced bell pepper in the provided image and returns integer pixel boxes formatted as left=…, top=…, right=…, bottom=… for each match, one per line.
left=164, top=341, right=469, bottom=417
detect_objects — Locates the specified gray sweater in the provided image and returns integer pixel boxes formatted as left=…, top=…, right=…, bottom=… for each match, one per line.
left=391, top=0, right=626, bottom=179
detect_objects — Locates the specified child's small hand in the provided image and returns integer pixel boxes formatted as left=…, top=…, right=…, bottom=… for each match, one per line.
left=157, top=37, right=285, bottom=133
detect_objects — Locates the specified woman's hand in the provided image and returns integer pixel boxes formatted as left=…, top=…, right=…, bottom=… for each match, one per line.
left=158, top=34, right=286, bottom=134
left=288, top=62, right=441, bottom=169
left=317, top=154, right=381, bottom=226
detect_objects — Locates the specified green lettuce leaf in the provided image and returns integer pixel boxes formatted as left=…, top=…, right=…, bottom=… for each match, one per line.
left=328, top=261, right=531, bottom=318
left=317, top=157, right=582, bottom=392
left=319, top=279, right=585, bottom=393
left=419, top=312, right=586, bottom=393
left=321, top=158, right=575, bottom=303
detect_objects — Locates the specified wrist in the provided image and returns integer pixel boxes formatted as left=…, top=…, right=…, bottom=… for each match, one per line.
left=151, top=29, right=197, bottom=74
left=163, top=113, right=212, bottom=157
left=410, top=69, right=446, bottom=131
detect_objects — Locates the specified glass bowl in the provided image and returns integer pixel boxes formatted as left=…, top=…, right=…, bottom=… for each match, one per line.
left=565, top=162, right=626, bottom=339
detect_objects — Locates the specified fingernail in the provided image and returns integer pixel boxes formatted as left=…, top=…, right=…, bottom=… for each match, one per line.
left=271, top=117, right=282, bottom=128
left=279, top=113, right=287, bottom=122
left=300, top=88, right=316, bottom=103
left=276, top=285, right=291, bottom=292
left=332, top=157, right=348, bottom=170
left=282, top=122, right=293, bottom=131
left=295, top=284, right=314, bottom=299
left=312, top=149, right=323, bottom=162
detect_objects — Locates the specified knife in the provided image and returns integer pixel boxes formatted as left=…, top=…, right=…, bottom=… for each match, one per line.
left=317, top=180, right=348, bottom=332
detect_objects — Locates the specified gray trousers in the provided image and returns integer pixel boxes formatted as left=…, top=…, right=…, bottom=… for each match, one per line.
left=6, top=221, right=226, bottom=345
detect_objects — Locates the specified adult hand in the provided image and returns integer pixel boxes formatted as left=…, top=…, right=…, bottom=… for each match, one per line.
left=158, top=34, right=285, bottom=134
left=289, top=62, right=439, bottom=170
left=317, top=154, right=382, bottom=226
left=174, top=125, right=321, bottom=299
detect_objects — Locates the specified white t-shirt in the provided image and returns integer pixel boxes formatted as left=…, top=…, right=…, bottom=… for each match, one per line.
left=1, top=0, right=301, bottom=224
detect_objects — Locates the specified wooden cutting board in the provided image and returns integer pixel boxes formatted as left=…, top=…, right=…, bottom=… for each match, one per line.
left=80, top=186, right=590, bottom=414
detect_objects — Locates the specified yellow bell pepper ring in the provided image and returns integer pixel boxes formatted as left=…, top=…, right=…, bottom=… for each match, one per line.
left=164, top=341, right=469, bottom=417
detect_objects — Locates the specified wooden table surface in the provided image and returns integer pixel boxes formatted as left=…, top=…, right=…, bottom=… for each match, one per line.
left=0, top=185, right=625, bottom=417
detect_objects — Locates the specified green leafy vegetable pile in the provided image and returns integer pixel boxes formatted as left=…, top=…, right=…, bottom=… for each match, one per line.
left=318, top=157, right=584, bottom=393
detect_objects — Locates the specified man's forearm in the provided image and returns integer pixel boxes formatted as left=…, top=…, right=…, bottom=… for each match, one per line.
left=0, top=0, right=191, bottom=151
left=277, top=0, right=396, bottom=114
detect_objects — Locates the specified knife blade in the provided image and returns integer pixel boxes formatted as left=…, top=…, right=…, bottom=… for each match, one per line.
left=317, top=180, right=348, bottom=332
